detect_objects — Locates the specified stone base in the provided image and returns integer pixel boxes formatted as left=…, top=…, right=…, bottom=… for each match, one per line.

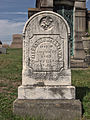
left=71, top=59, right=88, bottom=68
left=13, top=99, right=82, bottom=120
left=18, top=85, right=75, bottom=99
left=85, top=55, right=90, bottom=65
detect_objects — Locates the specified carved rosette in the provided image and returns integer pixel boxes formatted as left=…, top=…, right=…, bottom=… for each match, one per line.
left=40, top=16, right=54, bottom=30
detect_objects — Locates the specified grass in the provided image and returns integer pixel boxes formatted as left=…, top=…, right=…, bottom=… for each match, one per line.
left=72, top=70, right=90, bottom=119
left=0, top=48, right=22, bottom=120
left=0, top=48, right=90, bottom=120
left=0, top=48, right=22, bottom=81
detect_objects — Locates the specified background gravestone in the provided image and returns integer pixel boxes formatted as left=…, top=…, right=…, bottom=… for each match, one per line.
left=0, top=41, right=6, bottom=54
left=13, top=11, right=82, bottom=120
left=10, top=34, right=23, bottom=48
left=0, top=48, right=6, bottom=54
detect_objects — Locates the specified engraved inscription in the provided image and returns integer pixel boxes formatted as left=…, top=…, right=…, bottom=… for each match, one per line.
left=29, top=37, right=63, bottom=72
left=40, top=16, right=53, bottom=30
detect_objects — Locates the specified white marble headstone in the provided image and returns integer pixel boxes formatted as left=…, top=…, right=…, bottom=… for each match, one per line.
left=18, top=11, right=75, bottom=99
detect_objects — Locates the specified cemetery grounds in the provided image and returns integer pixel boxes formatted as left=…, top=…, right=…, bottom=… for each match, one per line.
left=0, top=48, right=90, bottom=120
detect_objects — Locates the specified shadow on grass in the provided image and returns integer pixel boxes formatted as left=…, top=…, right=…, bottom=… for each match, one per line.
left=76, top=87, right=90, bottom=101
left=76, top=87, right=90, bottom=115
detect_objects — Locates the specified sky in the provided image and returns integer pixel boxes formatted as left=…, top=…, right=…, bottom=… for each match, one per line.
left=0, top=0, right=36, bottom=44
left=0, top=0, right=90, bottom=45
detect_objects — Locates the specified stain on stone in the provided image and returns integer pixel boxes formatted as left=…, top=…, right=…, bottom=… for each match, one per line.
left=33, top=82, right=45, bottom=87
left=49, top=88, right=64, bottom=97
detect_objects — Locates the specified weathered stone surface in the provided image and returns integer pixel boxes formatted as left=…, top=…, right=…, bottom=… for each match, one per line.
left=82, top=37, right=90, bottom=50
left=10, top=34, right=23, bottom=48
left=13, top=11, right=81, bottom=119
left=36, top=0, right=53, bottom=8
left=22, top=69, right=71, bottom=86
left=18, top=11, right=74, bottom=100
left=75, top=1, right=86, bottom=9
left=22, top=11, right=71, bottom=86
left=82, top=36, right=90, bottom=65
left=18, top=85, right=75, bottom=99
left=74, top=8, right=86, bottom=60
left=71, top=59, right=88, bottom=68
left=0, top=47, right=6, bottom=54
left=13, top=99, right=82, bottom=120
left=40, top=0, right=53, bottom=8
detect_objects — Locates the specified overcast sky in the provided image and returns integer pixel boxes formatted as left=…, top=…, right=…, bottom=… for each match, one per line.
left=0, top=0, right=90, bottom=44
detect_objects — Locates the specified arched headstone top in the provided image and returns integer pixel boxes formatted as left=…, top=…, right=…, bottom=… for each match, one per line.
left=23, top=11, right=70, bottom=38
left=22, top=10, right=71, bottom=86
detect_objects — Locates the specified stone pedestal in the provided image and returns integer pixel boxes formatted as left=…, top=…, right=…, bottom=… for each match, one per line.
left=18, top=85, right=75, bottom=99
left=13, top=99, right=82, bottom=120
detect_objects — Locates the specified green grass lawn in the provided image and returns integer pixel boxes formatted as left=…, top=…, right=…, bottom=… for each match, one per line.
left=0, top=48, right=90, bottom=120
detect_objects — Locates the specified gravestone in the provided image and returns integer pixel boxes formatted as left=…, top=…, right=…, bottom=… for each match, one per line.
left=0, top=41, right=6, bottom=54
left=10, top=34, right=23, bottom=48
left=13, top=11, right=82, bottom=120
left=0, top=48, right=6, bottom=54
